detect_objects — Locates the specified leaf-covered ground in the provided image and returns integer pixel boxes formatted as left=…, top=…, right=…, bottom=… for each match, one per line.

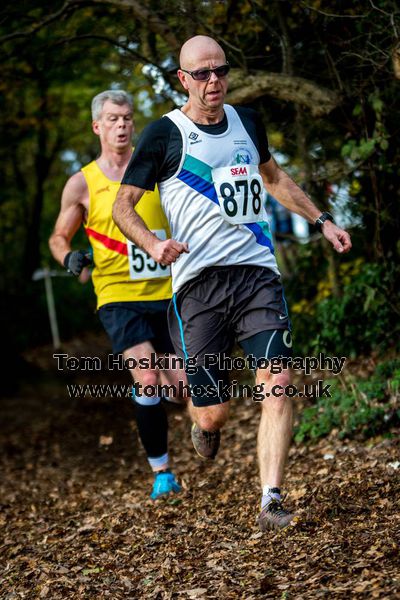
left=1, top=336, right=399, bottom=599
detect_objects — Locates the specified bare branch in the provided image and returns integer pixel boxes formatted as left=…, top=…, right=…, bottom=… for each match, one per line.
left=369, top=0, right=395, bottom=18
left=93, top=0, right=180, bottom=55
left=300, top=2, right=370, bottom=19
left=0, top=0, right=182, bottom=60
left=54, top=33, right=177, bottom=81
left=166, top=6, right=248, bottom=70
left=369, top=0, right=400, bottom=39
left=226, top=69, right=341, bottom=117
left=54, top=34, right=151, bottom=66
left=0, top=0, right=85, bottom=44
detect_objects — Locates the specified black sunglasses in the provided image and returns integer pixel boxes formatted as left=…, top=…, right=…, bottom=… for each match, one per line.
left=180, top=63, right=230, bottom=81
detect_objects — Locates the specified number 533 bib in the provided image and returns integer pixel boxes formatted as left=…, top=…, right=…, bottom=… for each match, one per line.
left=212, top=164, right=266, bottom=224
left=127, top=229, right=170, bottom=280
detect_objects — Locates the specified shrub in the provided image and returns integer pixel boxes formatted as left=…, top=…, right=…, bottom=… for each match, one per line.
left=288, top=261, right=400, bottom=357
left=294, top=359, right=400, bottom=443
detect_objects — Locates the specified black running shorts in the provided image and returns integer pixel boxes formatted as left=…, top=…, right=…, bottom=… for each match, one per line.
left=168, top=265, right=292, bottom=364
left=98, top=300, right=175, bottom=355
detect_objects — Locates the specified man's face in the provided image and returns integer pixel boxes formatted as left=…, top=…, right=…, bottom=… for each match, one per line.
left=92, top=100, right=133, bottom=151
left=178, top=46, right=228, bottom=111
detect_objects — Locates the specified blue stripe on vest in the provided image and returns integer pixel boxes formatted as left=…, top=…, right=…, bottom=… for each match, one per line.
left=244, top=223, right=275, bottom=253
left=177, top=169, right=219, bottom=205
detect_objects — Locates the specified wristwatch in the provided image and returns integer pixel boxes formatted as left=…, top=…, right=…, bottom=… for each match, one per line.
left=315, top=212, right=334, bottom=232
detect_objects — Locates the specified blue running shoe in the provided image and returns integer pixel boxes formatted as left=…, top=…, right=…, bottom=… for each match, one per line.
left=150, top=470, right=182, bottom=500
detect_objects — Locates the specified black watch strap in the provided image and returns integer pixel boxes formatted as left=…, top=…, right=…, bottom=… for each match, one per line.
left=315, top=212, right=334, bottom=232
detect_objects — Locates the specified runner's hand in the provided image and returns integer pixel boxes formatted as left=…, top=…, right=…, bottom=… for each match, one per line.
left=321, top=222, right=352, bottom=254
left=64, top=250, right=92, bottom=276
left=151, top=239, right=189, bottom=266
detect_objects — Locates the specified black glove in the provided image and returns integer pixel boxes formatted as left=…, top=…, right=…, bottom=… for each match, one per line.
left=63, top=250, right=92, bottom=276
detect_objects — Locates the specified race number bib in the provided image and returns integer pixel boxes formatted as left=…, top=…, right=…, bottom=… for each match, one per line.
left=212, top=164, right=266, bottom=224
left=127, top=229, right=170, bottom=280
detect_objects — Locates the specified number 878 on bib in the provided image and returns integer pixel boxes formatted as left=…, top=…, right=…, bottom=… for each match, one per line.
left=212, top=164, right=267, bottom=225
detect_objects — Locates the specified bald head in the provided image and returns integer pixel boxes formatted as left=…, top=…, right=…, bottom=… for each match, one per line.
left=180, top=36, right=226, bottom=70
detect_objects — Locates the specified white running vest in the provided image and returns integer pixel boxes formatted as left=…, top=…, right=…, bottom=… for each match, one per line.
left=159, top=104, right=279, bottom=292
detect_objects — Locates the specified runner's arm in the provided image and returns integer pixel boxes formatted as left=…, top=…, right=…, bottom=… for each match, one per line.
left=259, top=156, right=352, bottom=253
left=113, top=184, right=189, bottom=266
left=49, top=172, right=88, bottom=265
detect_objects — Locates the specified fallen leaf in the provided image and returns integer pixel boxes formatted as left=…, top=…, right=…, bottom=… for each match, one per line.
left=99, top=435, right=113, bottom=446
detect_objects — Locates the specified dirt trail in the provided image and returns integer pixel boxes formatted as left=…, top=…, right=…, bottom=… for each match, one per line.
left=0, top=339, right=399, bottom=599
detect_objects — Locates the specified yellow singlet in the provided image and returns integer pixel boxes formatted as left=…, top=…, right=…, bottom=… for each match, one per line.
left=82, top=160, right=172, bottom=309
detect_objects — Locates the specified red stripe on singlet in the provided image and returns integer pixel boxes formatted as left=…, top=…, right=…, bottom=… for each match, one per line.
left=85, top=228, right=128, bottom=256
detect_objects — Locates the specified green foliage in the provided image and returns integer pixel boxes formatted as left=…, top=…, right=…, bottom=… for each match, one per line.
left=342, top=92, right=389, bottom=161
left=288, top=258, right=400, bottom=358
left=295, top=359, right=400, bottom=443
left=310, top=262, right=400, bottom=357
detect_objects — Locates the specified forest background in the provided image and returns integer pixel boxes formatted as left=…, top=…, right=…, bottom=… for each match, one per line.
left=1, top=0, right=399, bottom=440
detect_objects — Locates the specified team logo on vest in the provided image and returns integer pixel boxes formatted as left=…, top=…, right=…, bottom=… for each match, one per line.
left=189, top=131, right=202, bottom=145
left=231, top=147, right=253, bottom=165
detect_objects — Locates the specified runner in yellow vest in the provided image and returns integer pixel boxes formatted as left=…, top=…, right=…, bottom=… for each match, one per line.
left=81, top=159, right=172, bottom=307
left=49, top=90, right=186, bottom=499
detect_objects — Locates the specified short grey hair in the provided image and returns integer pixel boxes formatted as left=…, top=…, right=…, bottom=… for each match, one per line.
left=91, top=90, right=134, bottom=121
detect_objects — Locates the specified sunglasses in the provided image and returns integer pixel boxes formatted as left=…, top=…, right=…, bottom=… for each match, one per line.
left=180, top=63, right=230, bottom=81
